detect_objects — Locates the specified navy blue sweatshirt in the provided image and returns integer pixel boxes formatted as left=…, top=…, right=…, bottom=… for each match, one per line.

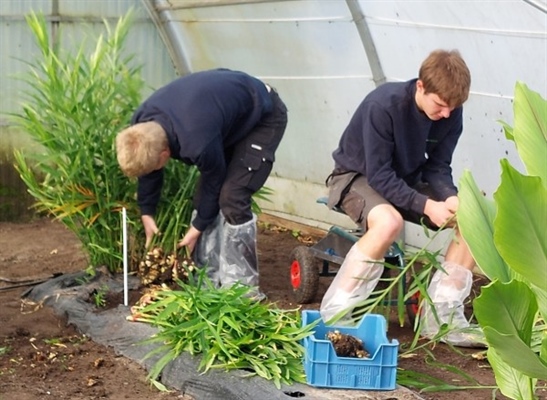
left=132, top=69, right=272, bottom=231
left=332, top=79, right=462, bottom=214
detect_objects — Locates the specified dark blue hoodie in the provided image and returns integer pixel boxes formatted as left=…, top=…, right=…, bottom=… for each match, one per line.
left=332, top=79, right=462, bottom=214
left=132, top=69, right=272, bottom=231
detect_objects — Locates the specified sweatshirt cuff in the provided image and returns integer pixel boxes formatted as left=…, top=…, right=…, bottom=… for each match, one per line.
left=411, top=192, right=429, bottom=215
left=192, top=214, right=212, bottom=232
left=140, top=205, right=156, bottom=217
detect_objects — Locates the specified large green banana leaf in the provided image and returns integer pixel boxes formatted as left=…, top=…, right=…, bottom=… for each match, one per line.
left=511, top=82, right=547, bottom=184
left=534, top=287, right=547, bottom=322
left=458, top=171, right=512, bottom=282
left=494, top=161, right=547, bottom=291
left=474, top=280, right=547, bottom=380
left=485, top=347, right=537, bottom=400
left=460, top=82, right=547, bottom=399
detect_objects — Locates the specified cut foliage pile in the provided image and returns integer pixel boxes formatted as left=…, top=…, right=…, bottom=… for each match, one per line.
left=131, top=270, right=317, bottom=389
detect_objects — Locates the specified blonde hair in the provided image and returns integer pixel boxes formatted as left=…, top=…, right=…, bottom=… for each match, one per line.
left=116, top=121, right=168, bottom=177
left=419, top=49, right=471, bottom=108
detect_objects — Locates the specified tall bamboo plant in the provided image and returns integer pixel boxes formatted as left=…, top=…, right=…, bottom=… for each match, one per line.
left=11, top=11, right=147, bottom=270
left=11, top=11, right=270, bottom=272
left=11, top=11, right=146, bottom=269
left=458, top=82, right=547, bottom=399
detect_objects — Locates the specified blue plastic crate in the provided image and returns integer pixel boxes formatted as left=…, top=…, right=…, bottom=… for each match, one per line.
left=301, top=310, right=399, bottom=390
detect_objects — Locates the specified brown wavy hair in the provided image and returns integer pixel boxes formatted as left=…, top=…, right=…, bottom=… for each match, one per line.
left=419, top=49, right=471, bottom=108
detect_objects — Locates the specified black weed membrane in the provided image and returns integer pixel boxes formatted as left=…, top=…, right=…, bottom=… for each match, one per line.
left=22, top=269, right=423, bottom=400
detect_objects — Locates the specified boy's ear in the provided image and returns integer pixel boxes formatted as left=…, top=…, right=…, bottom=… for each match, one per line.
left=157, top=148, right=171, bottom=169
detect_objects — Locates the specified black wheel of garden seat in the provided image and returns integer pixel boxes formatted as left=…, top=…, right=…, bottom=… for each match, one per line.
left=289, top=246, right=320, bottom=304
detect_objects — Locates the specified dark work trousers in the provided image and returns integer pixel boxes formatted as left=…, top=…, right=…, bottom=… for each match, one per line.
left=195, top=89, right=288, bottom=226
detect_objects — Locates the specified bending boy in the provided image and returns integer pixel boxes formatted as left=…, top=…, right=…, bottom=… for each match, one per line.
left=116, top=68, right=288, bottom=299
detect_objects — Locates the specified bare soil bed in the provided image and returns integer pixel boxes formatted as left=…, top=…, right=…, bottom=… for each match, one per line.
left=0, top=216, right=539, bottom=400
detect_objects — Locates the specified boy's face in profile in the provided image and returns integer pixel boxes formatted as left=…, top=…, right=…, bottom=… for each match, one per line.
left=415, top=80, right=455, bottom=121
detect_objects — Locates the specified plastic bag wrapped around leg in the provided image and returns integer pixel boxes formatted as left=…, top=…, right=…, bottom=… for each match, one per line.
left=421, top=262, right=486, bottom=347
left=219, top=214, right=265, bottom=300
left=320, top=243, right=383, bottom=324
left=192, top=211, right=223, bottom=287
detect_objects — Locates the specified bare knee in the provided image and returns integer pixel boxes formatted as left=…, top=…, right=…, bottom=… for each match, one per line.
left=367, top=205, right=403, bottom=243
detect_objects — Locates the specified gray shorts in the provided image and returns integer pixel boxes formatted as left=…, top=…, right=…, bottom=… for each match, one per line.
left=326, top=171, right=440, bottom=230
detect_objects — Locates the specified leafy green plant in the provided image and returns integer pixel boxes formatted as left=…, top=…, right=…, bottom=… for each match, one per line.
left=43, top=338, right=62, bottom=346
left=0, top=346, right=11, bottom=357
left=397, top=355, right=498, bottom=394
left=10, top=11, right=273, bottom=273
left=458, top=82, right=547, bottom=399
left=92, top=285, right=109, bottom=308
left=10, top=11, right=145, bottom=271
left=146, top=163, right=199, bottom=251
left=136, top=270, right=316, bottom=389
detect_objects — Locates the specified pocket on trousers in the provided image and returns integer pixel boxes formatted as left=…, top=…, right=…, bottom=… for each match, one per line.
left=326, top=171, right=358, bottom=209
left=242, top=151, right=274, bottom=193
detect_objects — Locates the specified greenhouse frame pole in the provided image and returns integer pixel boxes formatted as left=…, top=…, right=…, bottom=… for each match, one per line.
left=141, top=0, right=192, bottom=76
left=346, top=0, right=386, bottom=87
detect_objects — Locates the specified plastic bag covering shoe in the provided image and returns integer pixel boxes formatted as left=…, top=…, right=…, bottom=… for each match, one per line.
left=219, top=214, right=265, bottom=301
left=192, top=211, right=223, bottom=287
left=421, top=262, right=486, bottom=347
left=320, top=243, right=383, bottom=324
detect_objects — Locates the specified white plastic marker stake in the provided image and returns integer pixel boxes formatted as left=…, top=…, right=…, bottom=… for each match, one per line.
left=122, top=207, right=128, bottom=306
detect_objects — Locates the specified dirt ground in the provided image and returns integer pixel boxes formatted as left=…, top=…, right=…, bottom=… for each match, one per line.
left=0, top=216, right=542, bottom=400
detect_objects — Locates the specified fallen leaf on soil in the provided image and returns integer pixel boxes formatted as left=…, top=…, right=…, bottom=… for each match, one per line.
left=399, top=353, right=418, bottom=359
left=94, top=357, right=105, bottom=368
left=87, top=377, right=99, bottom=387
left=471, top=351, right=488, bottom=361
left=270, top=225, right=289, bottom=233
left=297, top=235, right=315, bottom=245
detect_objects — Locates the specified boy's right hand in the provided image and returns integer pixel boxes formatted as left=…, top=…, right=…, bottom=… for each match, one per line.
left=177, top=226, right=202, bottom=255
left=424, top=199, right=456, bottom=228
left=141, top=215, right=159, bottom=247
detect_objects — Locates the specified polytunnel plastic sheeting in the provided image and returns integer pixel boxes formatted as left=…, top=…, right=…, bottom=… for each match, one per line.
left=142, top=0, right=547, bottom=251
left=21, top=269, right=424, bottom=400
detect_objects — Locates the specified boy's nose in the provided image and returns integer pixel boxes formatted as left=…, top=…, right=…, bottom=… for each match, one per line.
left=440, top=108, right=451, bottom=119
